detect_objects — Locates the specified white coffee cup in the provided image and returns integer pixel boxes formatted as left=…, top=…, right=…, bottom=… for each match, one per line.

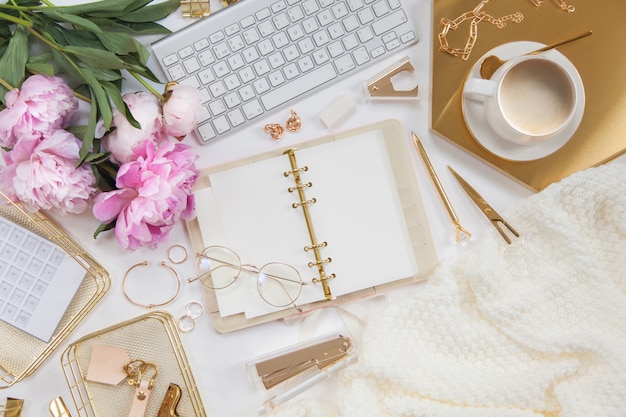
left=464, top=55, right=578, bottom=145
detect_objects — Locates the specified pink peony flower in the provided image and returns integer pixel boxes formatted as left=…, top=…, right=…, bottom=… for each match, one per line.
left=0, top=75, right=78, bottom=148
left=101, top=91, right=166, bottom=164
left=92, top=140, right=199, bottom=250
left=0, top=130, right=97, bottom=215
left=162, top=83, right=203, bottom=137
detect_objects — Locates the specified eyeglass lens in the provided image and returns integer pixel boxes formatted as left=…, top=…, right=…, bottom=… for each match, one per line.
left=196, top=246, right=304, bottom=308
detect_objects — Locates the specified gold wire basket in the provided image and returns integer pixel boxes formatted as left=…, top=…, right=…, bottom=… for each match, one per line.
left=60, top=311, right=207, bottom=417
left=0, top=192, right=110, bottom=389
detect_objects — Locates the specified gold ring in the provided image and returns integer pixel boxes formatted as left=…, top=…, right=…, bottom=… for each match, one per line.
left=122, top=261, right=181, bottom=308
left=167, top=244, right=188, bottom=264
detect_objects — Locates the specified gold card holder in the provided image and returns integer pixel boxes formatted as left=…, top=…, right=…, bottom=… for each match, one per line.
left=0, top=192, right=110, bottom=389
left=430, top=0, right=626, bottom=191
left=60, top=311, right=206, bottom=417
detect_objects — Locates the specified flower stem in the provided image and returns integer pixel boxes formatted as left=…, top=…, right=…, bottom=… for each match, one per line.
left=0, top=10, right=32, bottom=27
left=130, top=71, right=165, bottom=101
left=0, top=77, right=14, bottom=91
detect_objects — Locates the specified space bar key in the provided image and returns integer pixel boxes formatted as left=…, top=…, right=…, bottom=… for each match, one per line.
left=261, top=64, right=338, bottom=110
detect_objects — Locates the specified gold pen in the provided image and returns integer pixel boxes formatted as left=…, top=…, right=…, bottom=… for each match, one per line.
left=411, top=132, right=471, bottom=243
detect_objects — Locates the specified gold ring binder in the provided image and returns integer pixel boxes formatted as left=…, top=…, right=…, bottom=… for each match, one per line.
left=308, top=258, right=332, bottom=267
left=283, top=166, right=308, bottom=177
left=304, top=242, right=328, bottom=251
left=291, top=198, right=316, bottom=208
left=284, top=149, right=335, bottom=301
left=288, top=182, right=312, bottom=192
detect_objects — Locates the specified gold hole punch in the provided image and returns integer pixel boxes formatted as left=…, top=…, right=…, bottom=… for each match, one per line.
left=365, top=56, right=419, bottom=100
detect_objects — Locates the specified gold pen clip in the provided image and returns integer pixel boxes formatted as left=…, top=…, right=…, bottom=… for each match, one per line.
left=255, top=335, right=352, bottom=389
left=366, top=56, right=419, bottom=100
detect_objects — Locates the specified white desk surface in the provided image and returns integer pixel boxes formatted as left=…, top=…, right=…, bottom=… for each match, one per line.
left=3, top=0, right=624, bottom=415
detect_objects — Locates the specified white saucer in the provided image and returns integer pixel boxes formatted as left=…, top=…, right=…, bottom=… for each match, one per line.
left=461, top=41, right=585, bottom=162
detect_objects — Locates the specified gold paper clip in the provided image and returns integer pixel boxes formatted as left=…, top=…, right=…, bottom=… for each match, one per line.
left=255, top=335, right=353, bottom=389
left=448, top=166, right=520, bottom=244
left=48, top=397, right=72, bottom=417
left=3, top=398, right=24, bottom=417
left=180, top=0, right=210, bottom=18
left=157, top=383, right=182, bottom=417
left=365, top=56, right=419, bottom=100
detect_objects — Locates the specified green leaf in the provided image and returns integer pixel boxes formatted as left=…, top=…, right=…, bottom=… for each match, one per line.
left=60, top=29, right=104, bottom=50
left=40, top=10, right=103, bottom=33
left=82, top=152, right=111, bottom=164
left=84, top=69, right=112, bottom=128
left=91, top=68, right=123, bottom=82
left=55, top=0, right=129, bottom=16
left=26, top=62, right=55, bottom=76
left=62, top=45, right=126, bottom=70
left=0, top=25, right=28, bottom=103
left=117, top=0, right=179, bottom=23
left=93, top=220, right=116, bottom=239
left=51, top=48, right=86, bottom=84
left=102, top=81, right=141, bottom=129
left=108, top=20, right=172, bottom=35
left=96, top=31, right=138, bottom=55
left=132, top=38, right=150, bottom=65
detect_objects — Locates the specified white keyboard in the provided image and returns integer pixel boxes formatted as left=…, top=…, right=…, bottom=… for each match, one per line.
left=151, top=0, right=418, bottom=144
left=0, top=217, right=86, bottom=342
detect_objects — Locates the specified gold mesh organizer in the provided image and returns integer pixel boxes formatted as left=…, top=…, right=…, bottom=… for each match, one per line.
left=60, top=311, right=207, bottom=417
left=0, top=192, right=110, bottom=389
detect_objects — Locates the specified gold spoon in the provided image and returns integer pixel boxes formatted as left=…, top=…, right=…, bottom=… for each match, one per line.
left=479, top=30, right=592, bottom=80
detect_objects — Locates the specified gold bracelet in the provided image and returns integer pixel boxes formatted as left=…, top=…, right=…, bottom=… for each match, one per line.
left=122, top=261, right=181, bottom=308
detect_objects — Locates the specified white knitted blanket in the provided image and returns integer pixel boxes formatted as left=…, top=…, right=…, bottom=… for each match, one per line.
left=265, top=161, right=626, bottom=417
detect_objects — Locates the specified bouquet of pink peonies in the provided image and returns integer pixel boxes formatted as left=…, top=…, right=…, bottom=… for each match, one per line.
left=0, top=0, right=203, bottom=250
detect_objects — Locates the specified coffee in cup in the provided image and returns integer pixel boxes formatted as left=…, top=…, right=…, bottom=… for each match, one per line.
left=464, top=55, right=578, bottom=145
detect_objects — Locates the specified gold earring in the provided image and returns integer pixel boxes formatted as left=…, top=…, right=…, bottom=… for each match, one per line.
left=264, top=123, right=284, bottom=140
left=285, top=109, right=302, bottom=132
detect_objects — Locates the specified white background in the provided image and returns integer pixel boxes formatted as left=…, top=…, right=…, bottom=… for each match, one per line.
left=3, top=0, right=623, bottom=416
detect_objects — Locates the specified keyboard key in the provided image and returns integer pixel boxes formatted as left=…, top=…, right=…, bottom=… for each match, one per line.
left=261, top=63, right=337, bottom=110
left=243, top=100, right=264, bottom=119
left=198, top=123, right=217, bottom=142
left=335, top=54, right=356, bottom=74
left=213, top=116, right=231, bottom=134
left=240, top=15, right=256, bottom=28
left=163, top=54, right=179, bottom=66
left=301, top=0, right=319, bottom=14
left=225, top=23, right=241, bottom=36
left=194, top=38, right=210, bottom=51
left=372, top=9, right=407, bottom=35
left=178, top=45, right=194, bottom=59
left=228, top=108, right=246, bottom=127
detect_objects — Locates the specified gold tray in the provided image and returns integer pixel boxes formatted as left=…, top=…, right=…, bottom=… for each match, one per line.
left=431, top=0, right=626, bottom=191
left=0, top=192, right=110, bottom=389
left=60, top=311, right=206, bottom=417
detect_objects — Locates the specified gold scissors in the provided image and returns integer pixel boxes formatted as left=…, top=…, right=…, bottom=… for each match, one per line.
left=448, top=166, right=520, bottom=244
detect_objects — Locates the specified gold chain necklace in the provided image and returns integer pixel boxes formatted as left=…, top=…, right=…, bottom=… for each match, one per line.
left=438, top=0, right=575, bottom=61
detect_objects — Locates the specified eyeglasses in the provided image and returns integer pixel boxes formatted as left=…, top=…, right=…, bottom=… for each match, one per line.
left=187, top=245, right=307, bottom=310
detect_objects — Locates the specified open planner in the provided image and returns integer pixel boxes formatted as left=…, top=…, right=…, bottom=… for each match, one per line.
left=188, top=119, right=438, bottom=332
